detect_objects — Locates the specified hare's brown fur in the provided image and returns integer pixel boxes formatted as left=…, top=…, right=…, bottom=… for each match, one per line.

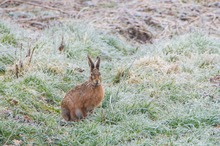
left=61, top=56, right=104, bottom=121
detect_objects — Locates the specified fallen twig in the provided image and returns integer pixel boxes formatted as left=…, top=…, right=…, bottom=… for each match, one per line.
left=17, top=15, right=60, bottom=22
left=0, top=0, right=10, bottom=6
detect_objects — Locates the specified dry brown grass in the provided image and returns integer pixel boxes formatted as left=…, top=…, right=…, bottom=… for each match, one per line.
left=1, top=0, right=219, bottom=43
left=134, top=56, right=180, bottom=74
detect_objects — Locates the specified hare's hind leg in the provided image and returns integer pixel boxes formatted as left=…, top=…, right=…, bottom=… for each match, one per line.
left=69, top=108, right=82, bottom=121
left=70, top=108, right=87, bottom=121
left=61, top=108, right=70, bottom=121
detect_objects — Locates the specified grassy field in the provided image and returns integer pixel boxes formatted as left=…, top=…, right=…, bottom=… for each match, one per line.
left=0, top=20, right=220, bottom=145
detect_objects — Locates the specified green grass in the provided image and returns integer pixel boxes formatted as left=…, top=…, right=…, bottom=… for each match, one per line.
left=0, top=22, right=17, bottom=46
left=0, top=20, right=220, bottom=145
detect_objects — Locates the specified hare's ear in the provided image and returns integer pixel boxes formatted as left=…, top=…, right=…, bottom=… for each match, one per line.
left=88, top=55, right=94, bottom=71
left=95, top=56, right=100, bottom=70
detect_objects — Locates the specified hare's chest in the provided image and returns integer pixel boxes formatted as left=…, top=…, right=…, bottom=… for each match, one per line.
left=84, top=94, right=103, bottom=109
left=84, top=95, right=102, bottom=106
left=83, top=86, right=104, bottom=109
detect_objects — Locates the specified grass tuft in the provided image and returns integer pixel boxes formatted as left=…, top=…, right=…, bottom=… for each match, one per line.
left=0, top=33, right=17, bottom=46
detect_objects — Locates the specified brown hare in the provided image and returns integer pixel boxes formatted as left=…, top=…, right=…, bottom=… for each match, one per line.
left=61, top=56, right=104, bottom=121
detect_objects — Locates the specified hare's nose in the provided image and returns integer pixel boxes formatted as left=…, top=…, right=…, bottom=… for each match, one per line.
left=95, top=80, right=100, bottom=85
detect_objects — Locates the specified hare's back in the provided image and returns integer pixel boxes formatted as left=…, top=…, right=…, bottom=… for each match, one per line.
left=65, top=87, right=81, bottom=100
left=61, top=86, right=81, bottom=106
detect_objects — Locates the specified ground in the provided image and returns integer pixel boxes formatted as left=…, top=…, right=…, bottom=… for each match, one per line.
left=0, top=0, right=220, bottom=145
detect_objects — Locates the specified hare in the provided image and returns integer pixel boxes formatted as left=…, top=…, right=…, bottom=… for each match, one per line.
left=61, top=56, right=104, bottom=121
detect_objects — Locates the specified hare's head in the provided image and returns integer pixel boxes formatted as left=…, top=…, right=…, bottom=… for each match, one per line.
left=88, top=55, right=102, bottom=86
